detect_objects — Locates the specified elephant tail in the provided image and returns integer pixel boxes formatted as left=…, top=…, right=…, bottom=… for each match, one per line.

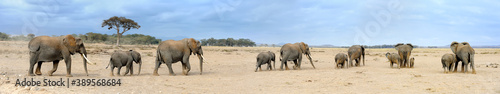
left=106, top=58, right=112, bottom=69
left=156, top=49, right=163, bottom=63
left=469, top=53, right=474, bottom=68
left=361, top=46, right=365, bottom=65
left=279, top=50, right=283, bottom=61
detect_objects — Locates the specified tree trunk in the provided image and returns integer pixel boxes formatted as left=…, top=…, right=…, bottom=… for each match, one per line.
left=116, top=33, right=121, bottom=46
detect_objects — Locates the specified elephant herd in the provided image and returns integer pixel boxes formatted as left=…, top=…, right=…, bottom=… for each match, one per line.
left=27, top=35, right=205, bottom=77
left=26, top=35, right=477, bottom=77
left=255, top=42, right=477, bottom=75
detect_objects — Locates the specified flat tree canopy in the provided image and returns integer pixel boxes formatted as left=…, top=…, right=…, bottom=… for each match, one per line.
left=101, top=16, right=140, bottom=46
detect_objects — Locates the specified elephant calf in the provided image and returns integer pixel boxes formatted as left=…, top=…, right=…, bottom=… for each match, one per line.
left=441, top=53, right=457, bottom=73
left=410, top=57, right=415, bottom=68
left=106, top=50, right=142, bottom=76
left=255, top=51, right=276, bottom=72
left=335, top=53, right=348, bottom=69
left=385, top=52, right=400, bottom=69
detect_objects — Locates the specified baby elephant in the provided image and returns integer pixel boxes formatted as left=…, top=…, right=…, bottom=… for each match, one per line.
left=335, top=53, right=348, bottom=68
left=255, top=51, right=275, bottom=72
left=106, top=50, right=142, bottom=76
left=441, top=53, right=457, bottom=73
left=409, top=57, right=415, bottom=68
left=385, top=52, right=400, bottom=69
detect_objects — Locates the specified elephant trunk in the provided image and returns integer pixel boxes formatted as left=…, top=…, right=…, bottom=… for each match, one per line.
left=79, top=47, right=93, bottom=76
left=138, top=61, right=142, bottom=75
left=198, top=54, right=204, bottom=75
left=307, top=54, right=315, bottom=69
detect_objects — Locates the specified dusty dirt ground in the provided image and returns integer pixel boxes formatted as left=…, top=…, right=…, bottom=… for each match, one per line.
left=0, top=41, right=499, bottom=94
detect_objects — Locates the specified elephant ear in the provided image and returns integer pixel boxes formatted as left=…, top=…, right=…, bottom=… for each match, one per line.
left=185, top=38, right=197, bottom=55
left=461, top=42, right=475, bottom=53
left=129, top=50, right=141, bottom=63
left=62, top=35, right=77, bottom=53
left=75, top=38, right=84, bottom=49
left=461, top=42, right=469, bottom=46
left=298, top=42, right=307, bottom=53
left=407, top=43, right=414, bottom=50
left=450, top=41, right=459, bottom=54
left=395, top=43, right=404, bottom=50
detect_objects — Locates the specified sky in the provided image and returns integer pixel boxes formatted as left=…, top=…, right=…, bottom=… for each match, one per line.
left=1, top=0, right=499, bottom=46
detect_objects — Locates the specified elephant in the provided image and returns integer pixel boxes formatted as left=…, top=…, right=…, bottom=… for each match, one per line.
left=347, top=45, right=365, bottom=67
left=334, top=53, right=348, bottom=69
left=385, top=52, right=400, bottom=69
left=450, top=41, right=476, bottom=74
left=28, top=35, right=94, bottom=77
left=441, top=53, right=457, bottom=73
left=395, top=43, right=413, bottom=68
left=279, top=42, right=315, bottom=70
left=409, top=57, right=415, bottom=68
left=255, top=51, right=275, bottom=72
left=106, top=50, right=142, bottom=76
left=153, top=38, right=206, bottom=76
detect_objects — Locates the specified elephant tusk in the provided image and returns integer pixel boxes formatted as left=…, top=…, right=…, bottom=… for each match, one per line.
left=201, top=55, right=207, bottom=63
left=81, top=54, right=96, bottom=65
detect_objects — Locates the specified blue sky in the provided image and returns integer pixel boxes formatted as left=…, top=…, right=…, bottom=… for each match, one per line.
left=1, top=0, right=499, bottom=46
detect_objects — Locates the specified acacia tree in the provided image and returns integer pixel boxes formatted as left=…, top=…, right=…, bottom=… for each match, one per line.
left=101, top=16, right=140, bottom=46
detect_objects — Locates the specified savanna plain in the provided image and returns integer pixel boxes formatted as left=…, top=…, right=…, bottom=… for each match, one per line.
left=0, top=41, right=499, bottom=93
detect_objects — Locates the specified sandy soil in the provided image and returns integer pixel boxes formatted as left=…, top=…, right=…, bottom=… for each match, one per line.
left=0, top=41, right=499, bottom=94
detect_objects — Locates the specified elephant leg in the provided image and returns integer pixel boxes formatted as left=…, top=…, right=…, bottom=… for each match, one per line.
left=298, top=55, right=302, bottom=69
left=129, top=63, right=134, bottom=76
left=117, top=67, right=122, bottom=76
left=399, top=60, right=402, bottom=68
left=64, top=56, right=72, bottom=77
left=48, top=60, right=59, bottom=76
left=110, top=67, right=115, bottom=76
left=444, top=65, right=448, bottom=73
left=405, top=59, right=409, bottom=68
left=124, top=63, right=133, bottom=76
left=390, top=62, right=393, bottom=68
left=284, top=61, right=289, bottom=70
left=153, top=58, right=161, bottom=76
left=453, top=62, right=459, bottom=72
left=166, top=63, right=176, bottom=76
left=355, top=59, right=359, bottom=66
left=297, top=59, right=302, bottom=70
left=463, top=59, right=469, bottom=73
left=255, top=63, right=260, bottom=72
left=35, top=61, right=43, bottom=75
left=28, top=51, right=40, bottom=76
left=181, top=56, right=191, bottom=76
left=449, top=63, right=454, bottom=72
left=461, top=61, right=465, bottom=73
left=292, top=60, right=298, bottom=70
left=280, top=56, right=288, bottom=70
left=267, top=62, right=272, bottom=70
left=181, top=61, right=188, bottom=75
left=470, top=54, right=476, bottom=74
left=348, top=59, right=353, bottom=68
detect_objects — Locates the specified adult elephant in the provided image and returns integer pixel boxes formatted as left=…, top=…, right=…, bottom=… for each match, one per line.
left=153, top=38, right=205, bottom=76
left=28, top=35, right=94, bottom=77
left=395, top=43, right=413, bottom=68
left=279, top=42, right=315, bottom=70
left=347, top=45, right=365, bottom=67
left=450, top=41, right=476, bottom=74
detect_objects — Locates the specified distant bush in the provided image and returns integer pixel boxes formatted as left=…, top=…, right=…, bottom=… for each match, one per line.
left=200, top=37, right=256, bottom=47
left=78, top=32, right=161, bottom=45
left=0, top=32, right=8, bottom=41
left=0, top=32, right=161, bottom=45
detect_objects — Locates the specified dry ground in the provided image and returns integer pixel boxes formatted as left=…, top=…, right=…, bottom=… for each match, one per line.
left=0, top=41, right=499, bottom=93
